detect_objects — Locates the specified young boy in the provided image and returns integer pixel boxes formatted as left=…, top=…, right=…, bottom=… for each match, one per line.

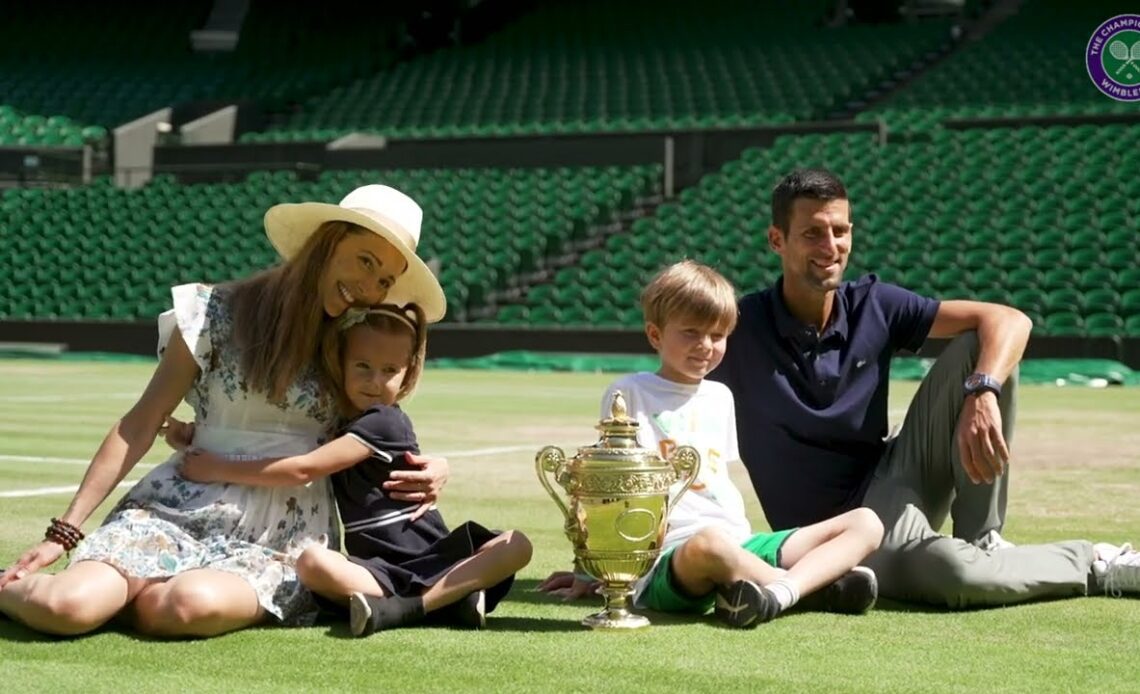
left=540, top=260, right=883, bottom=628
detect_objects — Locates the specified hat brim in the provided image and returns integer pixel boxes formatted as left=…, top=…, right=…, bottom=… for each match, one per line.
left=263, top=202, right=447, bottom=323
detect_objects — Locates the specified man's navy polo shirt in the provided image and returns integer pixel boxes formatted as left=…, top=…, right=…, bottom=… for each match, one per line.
left=709, top=274, right=940, bottom=530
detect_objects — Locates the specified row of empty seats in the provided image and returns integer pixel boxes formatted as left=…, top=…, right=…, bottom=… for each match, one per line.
left=497, top=123, right=1140, bottom=336
left=0, top=165, right=661, bottom=322
left=861, top=0, right=1137, bottom=130
left=0, top=0, right=399, bottom=145
left=246, top=0, right=951, bottom=141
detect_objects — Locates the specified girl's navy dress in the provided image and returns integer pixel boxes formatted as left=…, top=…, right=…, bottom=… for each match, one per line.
left=332, top=405, right=514, bottom=612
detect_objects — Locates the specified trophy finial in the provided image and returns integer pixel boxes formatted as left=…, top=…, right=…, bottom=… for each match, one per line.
left=610, top=390, right=628, bottom=421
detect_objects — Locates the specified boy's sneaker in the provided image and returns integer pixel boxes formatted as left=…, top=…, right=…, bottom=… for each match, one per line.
left=714, top=580, right=780, bottom=629
left=798, top=566, right=878, bottom=614
left=348, top=592, right=426, bottom=637
left=1092, top=543, right=1140, bottom=597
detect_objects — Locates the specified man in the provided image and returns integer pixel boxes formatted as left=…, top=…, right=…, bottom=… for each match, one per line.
left=710, top=168, right=1139, bottom=608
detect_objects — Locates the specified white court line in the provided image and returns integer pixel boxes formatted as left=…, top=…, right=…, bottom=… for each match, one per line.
left=0, top=444, right=538, bottom=468
left=0, top=393, right=140, bottom=403
left=0, top=480, right=137, bottom=499
left=0, top=455, right=157, bottom=468
left=437, top=444, right=538, bottom=458
left=0, top=444, right=542, bottom=497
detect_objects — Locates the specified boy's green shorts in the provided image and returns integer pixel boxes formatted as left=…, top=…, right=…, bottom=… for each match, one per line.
left=636, top=528, right=797, bottom=614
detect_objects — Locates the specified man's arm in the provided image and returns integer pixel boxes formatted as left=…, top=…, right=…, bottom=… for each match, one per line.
left=927, top=300, right=1033, bottom=485
left=927, top=300, right=1033, bottom=385
left=178, top=435, right=372, bottom=486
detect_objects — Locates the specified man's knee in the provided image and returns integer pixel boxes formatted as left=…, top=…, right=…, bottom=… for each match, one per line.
left=944, top=330, right=980, bottom=360
left=895, top=539, right=995, bottom=609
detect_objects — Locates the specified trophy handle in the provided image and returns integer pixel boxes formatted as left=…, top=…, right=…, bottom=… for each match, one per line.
left=666, top=445, right=701, bottom=510
left=535, top=445, right=572, bottom=523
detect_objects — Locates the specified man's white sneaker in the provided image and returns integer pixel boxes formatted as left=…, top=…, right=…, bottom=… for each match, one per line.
left=1093, top=544, right=1140, bottom=597
left=975, top=530, right=1016, bottom=552
left=1094, top=542, right=1132, bottom=563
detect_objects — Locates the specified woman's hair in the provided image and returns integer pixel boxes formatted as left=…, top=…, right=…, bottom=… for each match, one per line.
left=321, top=302, right=428, bottom=418
left=227, top=220, right=361, bottom=405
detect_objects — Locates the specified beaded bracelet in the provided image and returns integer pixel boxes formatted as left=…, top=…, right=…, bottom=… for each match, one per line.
left=44, top=518, right=85, bottom=552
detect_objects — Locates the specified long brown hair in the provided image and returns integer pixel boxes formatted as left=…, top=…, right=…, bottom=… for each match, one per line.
left=321, top=303, right=428, bottom=418
left=228, top=220, right=361, bottom=404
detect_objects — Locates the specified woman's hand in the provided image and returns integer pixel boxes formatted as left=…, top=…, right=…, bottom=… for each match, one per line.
left=384, top=453, right=449, bottom=520
left=177, top=448, right=228, bottom=483
left=159, top=416, right=195, bottom=451
left=0, top=540, right=67, bottom=589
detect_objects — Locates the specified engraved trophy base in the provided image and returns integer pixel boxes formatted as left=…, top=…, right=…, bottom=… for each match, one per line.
left=581, top=608, right=650, bottom=630
left=581, top=586, right=650, bottom=630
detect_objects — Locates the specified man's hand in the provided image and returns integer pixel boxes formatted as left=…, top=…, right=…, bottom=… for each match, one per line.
left=956, top=392, right=1010, bottom=484
left=385, top=453, right=449, bottom=520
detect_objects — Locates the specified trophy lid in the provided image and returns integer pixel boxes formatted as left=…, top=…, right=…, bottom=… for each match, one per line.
left=591, top=390, right=651, bottom=455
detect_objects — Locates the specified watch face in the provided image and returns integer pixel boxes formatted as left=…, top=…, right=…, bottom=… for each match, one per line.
left=965, top=374, right=984, bottom=389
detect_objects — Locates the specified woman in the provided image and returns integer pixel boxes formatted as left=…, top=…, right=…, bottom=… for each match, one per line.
left=0, top=184, right=449, bottom=638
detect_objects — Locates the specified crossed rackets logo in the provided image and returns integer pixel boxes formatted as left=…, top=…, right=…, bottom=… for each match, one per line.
left=1107, top=38, right=1140, bottom=78
left=1087, top=16, right=1140, bottom=101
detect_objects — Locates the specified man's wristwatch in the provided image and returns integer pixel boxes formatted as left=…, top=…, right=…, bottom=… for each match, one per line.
left=964, top=372, right=1002, bottom=398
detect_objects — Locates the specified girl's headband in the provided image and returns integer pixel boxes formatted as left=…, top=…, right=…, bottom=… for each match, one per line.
left=338, top=304, right=419, bottom=333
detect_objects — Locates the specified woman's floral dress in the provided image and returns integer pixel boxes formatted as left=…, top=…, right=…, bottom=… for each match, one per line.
left=70, top=283, right=340, bottom=625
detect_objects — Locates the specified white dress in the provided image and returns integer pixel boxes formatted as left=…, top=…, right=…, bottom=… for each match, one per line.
left=70, top=283, right=340, bottom=625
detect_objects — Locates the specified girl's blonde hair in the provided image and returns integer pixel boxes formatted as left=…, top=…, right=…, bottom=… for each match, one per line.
left=228, top=220, right=366, bottom=405
left=321, top=302, right=428, bottom=418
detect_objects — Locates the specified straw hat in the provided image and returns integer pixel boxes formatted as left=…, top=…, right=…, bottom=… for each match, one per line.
left=264, top=184, right=446, bottom=322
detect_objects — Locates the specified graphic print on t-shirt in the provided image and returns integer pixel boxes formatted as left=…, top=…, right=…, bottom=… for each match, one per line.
left=651, top=409, right=725, bottom=492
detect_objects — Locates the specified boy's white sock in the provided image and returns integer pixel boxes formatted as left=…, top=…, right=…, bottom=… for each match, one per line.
left=765, top=579, right=800, bottom=612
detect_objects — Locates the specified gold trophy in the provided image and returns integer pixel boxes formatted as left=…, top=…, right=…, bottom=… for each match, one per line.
left=536, top=390, right=699, bottom=629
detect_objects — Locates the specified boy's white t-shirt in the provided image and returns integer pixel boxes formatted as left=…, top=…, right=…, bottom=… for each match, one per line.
left=600, top=371, right=753, bottom=555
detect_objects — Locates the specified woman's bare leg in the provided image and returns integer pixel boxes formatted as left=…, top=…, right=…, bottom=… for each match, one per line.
left=131, top=569, right=265, bottom=638
left=0, top=561, right=146, bottom=636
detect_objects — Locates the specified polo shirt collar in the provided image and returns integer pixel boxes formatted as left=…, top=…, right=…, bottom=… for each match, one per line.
left=772, top=276, right=849, bottom=345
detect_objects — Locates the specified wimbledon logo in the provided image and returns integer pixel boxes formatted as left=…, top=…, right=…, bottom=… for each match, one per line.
left=1087, top=14, right=1140, bottom=101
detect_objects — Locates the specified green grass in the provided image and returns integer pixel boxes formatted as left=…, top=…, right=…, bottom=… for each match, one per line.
left=2, top=359, right=1140, bottom=692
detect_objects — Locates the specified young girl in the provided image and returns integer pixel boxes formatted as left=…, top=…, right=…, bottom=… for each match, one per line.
left=177, top=304, right=532, bottom=635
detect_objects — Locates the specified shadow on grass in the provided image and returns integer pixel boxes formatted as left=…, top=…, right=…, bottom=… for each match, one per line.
left=0, top=619, right=60, bottom=643
left=504, top=578, right=721, bottom=629
left=867, top=598, right=954, bottom=614
left=322, top=614, right=584, bottom=638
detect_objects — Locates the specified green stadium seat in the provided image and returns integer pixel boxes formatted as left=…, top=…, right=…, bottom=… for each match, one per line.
left=1044, top=312, right=1083, bottom=336
left=1084, top=313, right=1123, bottom=338
left=1082, top=289, right=1119, bottom=314
left=1042, top=268, right=1079, bottom=289
left=1010, top=288, right=1043, bottom=314
left=1119, top=268, right=1140, bottom=289
left=1120, top=289, right=1140, bottom=313
left=1043, top=288, right=1082, bottom=314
